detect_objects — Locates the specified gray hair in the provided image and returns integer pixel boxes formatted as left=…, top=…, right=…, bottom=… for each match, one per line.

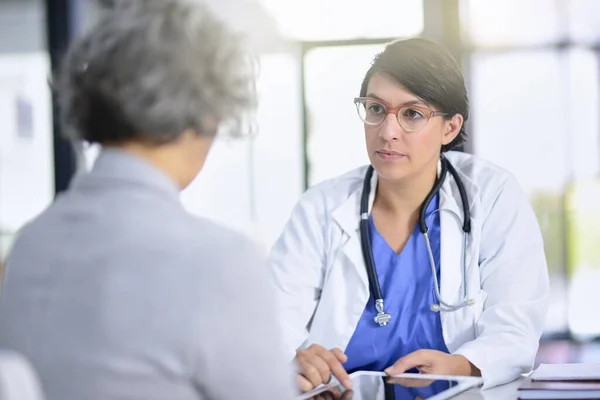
left=58, top=0, right=258, bottom=144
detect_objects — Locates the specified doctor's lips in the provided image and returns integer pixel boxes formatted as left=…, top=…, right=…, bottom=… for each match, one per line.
left=375, top=149, right=406, bottom=161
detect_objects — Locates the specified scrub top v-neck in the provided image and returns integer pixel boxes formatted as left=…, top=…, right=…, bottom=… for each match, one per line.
left=343, top=194, right=450, bottom=399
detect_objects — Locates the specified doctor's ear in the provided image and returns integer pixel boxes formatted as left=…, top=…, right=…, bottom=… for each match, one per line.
left=441, top=114, right=463, bottom=146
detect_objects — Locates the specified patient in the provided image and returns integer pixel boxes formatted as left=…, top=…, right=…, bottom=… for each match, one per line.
left=0, top=1, right=294, bottom=399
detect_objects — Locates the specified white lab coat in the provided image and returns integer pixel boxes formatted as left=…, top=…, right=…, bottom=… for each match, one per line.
left=268, top=151, right=550, bottom=390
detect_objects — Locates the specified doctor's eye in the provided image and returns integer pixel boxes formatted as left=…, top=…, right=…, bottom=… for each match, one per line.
left=367, top=103, right=386, bottom=115
left=401, top=108, right=425, bottom=119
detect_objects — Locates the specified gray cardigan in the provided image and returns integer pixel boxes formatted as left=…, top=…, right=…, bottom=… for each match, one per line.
left=0, top=148, right=295, bottom=400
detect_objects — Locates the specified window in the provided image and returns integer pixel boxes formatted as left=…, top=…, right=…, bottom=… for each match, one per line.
left=180, top=138, right=255, bottom=234
left=470, top=50, right=571, bottom=334
left=181, top=53, right=302, bottom=250
left=304, top=44, right=385, bottom=186
left=470, top=47, right=600, bottom=337
left=470, top=51, right=569, bottom=195
left=461, top=0, right=564, bottom=47
left=0, top=0, right=52, bottom=258
left=565, top=49, right=600, bottom=180
left=567, top=0, right=600, bottom=44
left=252, top=53, right=303, bottom=248
left=258, top=0, right=423, bottom=41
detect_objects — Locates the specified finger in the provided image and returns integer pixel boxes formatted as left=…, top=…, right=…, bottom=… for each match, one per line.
left=317, top=349, right=352, bottom=389
left=305, top=353, right=334, bottom=384
left=331, top=348, right=348, bottom=363
left=340, top=389, right=355, bottom=400
left=300, top=345, right=347, bottom=365
left=296, top=345, right=325, bottom=364
left=297, top=374, right=316, bottom=392
left=300, top=363, right=323, bottom=389
left=385, top=350, right=429, bottom=376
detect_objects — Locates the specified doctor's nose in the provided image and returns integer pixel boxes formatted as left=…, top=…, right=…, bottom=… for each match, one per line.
left=378, top=113, right=403, bottom=141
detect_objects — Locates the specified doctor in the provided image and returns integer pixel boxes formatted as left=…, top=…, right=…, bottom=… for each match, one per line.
left=268, top=38, right=550, bottom=395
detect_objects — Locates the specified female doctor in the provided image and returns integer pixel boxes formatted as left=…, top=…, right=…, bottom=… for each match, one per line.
left=268, top=38, right=550, bottom=396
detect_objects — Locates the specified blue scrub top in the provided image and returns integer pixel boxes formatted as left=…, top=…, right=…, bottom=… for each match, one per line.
left=343, top=194, right=450, bottom=399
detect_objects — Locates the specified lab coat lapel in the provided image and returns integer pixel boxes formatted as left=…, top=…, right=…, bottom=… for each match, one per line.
left=331, top=167, right=377, bottom=294
left=438, top=171, right=476, bottom=312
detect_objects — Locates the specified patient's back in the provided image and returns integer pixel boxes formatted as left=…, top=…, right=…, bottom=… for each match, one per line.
left=0, top=153, right=294, bottom=400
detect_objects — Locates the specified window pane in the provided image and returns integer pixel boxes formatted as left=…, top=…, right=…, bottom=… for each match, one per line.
left=259, top=0, right=423, bottom=41
left=566, top=50, right=600, bottom=180
left=471, top=51, right=569, bottom=194
left=470, top=49, right=600, bottom=337
left=461, top=0, right=563, bottom=47
left=180, top=138, right=255, bottom=235
left=304, top=44, right=384, bottom=186
left=0, top=0, right=52, bottom=259
left=471, top=50, right=568, bottom=334
left=567, top=0, right=600, bottom=43
left=562, top=50, right=600, bottom=339
left=181, top=53, right=303, bottom=249
left=253, top=54, right=303, bottom=248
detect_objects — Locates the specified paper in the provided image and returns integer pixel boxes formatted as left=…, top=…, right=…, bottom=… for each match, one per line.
left=531, top=363, right=600, bottom=381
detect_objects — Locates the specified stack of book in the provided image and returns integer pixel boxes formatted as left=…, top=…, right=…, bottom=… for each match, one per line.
left=518, top=363, right=600, bottom=399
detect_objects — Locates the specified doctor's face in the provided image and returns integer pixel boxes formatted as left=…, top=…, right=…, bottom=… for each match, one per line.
left=360, top=73, right=462, bottom=183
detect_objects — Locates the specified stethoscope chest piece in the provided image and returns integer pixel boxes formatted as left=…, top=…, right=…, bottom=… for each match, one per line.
left=374, top=299, right=391, bottom=327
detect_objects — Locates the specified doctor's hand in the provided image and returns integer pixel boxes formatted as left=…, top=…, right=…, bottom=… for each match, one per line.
left=294, top=344, right=353, bottom=392
left=384, top=349, right=480, bottom=378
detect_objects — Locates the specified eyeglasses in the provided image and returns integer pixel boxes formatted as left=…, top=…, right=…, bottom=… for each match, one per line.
left=353, top=97, right=447, bottom=132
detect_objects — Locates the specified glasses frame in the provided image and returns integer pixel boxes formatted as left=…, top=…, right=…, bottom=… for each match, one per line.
left=353, top=96, right=448, bottom=132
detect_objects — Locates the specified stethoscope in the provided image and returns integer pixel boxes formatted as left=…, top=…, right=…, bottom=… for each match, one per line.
left=360, top=155, right=476, bottom=327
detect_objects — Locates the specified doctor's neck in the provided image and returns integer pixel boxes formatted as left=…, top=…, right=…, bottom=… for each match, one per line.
left=374, top=162, right=438, bottom=217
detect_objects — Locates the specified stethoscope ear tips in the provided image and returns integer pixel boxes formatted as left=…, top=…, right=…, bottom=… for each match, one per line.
left=466, top=298, right=476, bottom=306
left=430, top=304, right=441, bottom=312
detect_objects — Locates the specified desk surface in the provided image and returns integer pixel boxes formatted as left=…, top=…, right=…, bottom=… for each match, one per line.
left=455, top=378, right=523, bottom=400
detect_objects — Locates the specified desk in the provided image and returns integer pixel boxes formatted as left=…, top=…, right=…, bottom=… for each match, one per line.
left=455, top=378, right=523, bottom=400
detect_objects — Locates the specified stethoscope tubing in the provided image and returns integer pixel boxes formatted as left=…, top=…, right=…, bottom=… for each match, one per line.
left=359, top=155, right=474, bottom=326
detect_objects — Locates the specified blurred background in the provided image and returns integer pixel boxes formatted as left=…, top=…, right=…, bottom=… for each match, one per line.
left=1, top=0, right=599, bottom=365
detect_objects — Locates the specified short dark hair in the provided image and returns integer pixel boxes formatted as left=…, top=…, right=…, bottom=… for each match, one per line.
left=360, top=38, right=469, bottom=152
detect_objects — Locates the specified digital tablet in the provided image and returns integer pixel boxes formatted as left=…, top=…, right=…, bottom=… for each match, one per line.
left=297, top=371, right=483, bottom=400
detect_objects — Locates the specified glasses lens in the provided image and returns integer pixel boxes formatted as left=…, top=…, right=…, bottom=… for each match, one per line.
left=398, top=107, right=428, bottom=132
left=356, top=99, right=386, bottom=125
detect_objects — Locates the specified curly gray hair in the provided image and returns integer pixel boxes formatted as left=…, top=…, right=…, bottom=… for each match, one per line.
left=58, top=0, right=257, bottom=144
